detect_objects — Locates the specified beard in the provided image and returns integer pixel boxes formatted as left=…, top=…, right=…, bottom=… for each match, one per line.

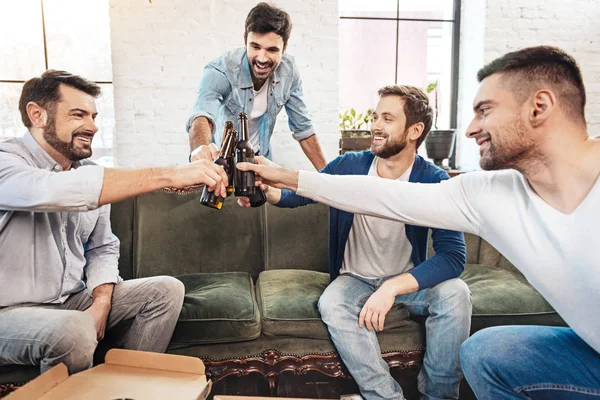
left=43, top=114, right=92, bottom=162
left=479, top=116, right=536, bottom=171
left=250, top=59, right=275, bottom=82
left=371, top=129, right=409, bottom=159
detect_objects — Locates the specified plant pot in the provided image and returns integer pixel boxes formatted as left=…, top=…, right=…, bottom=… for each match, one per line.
left=425, top=129, right=456, bottom=170
left=339, top=130, right=372, bottom=154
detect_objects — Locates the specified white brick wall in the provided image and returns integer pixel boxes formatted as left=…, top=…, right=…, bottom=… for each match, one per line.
left=457, top=0, right=600, bottom=170
left=109, top=0, right=339, bottom=169
left=485, top=0, right=600, bottom=133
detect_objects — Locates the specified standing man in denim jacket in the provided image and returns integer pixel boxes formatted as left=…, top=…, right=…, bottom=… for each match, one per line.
left=186, top=2, right=327, bottom=170
left=239, top=85, right=470, bottom=400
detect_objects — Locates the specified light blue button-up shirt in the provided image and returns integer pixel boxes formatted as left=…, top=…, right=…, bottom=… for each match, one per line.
left=186, top=47, right=315, bottom=159
left=0, top=132, right=121, bottom=307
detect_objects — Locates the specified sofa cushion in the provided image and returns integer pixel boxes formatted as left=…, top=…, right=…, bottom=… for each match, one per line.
left=461, top=264, right=565, bottom=332
left=257, top=270, right=411, bottom=339
left=171, top=272, right=261, bottom=345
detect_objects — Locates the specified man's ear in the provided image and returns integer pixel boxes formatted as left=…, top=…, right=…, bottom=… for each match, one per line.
left=26, top=102, right=48, bottom=128
left=408, top=122, right=425, bottom=142
left=243, top=32, right=247, bottom=45
left=529, top=89, right=556, bottom=128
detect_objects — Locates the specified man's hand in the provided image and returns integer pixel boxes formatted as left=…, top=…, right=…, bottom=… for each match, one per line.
left=236, top=161, right=299, bottom=191
left=359, top=282, right=396, bottom=332
left=84, top=283, right=114, bottom=340
left=237, top=156, right=282, bottom=207
left=171, top=159, right=229, bottom=197
left=84, top=300, right=111, bottom=340
left=190, top=143, right=220, bottom=162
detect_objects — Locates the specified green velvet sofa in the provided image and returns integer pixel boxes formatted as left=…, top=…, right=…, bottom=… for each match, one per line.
left=0, top=190, right=566, bottom=398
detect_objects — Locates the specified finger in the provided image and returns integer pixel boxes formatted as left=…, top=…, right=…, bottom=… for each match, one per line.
left=190, top=151, right=204, bottom=162
left=209, top=143, right=220, bottom=159
left=359, top=306, right=367, bottom=328
left=237, top=197, right=251, bottom=208
left=236, top=162, right=259, bottom=172
left=210, top=163, right=229, bottom=196
left=371, top=312, right=380, bottom=332
left=200, top=146, right=214, bottom=161
left=378, top=312, right=386, bottom=332
left=364, top=308, right=374, bottom=332
left=259, top=183, right=269, bottom=191
left=199, top=172, right=217, bottom=190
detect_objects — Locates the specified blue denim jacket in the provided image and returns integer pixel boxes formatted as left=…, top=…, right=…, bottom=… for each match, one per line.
left=186, top=47, right=315, bottom=159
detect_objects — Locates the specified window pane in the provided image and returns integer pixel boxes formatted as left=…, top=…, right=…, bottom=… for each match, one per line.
left=398, top=0, right=455, bottom=20
left=340, top=0, right=397, bottom=19
left=0, top=0, right=46, bottom=80
left=92, top=84, right=115, bottom=164
left=0, top=83, right=26, bottom=140
left=397, top=21, right=454, bottom=130
left=339, top=19, right=396, bottom=116
left=43, top=0, right=112, bottom=81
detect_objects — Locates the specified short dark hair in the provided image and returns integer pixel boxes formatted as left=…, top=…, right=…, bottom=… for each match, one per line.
left=477, top=45, right=586, bottom=125
left=245, top=2, right=292, bottom=47
left=18, top=70, right=101, bottom=128
left=377, top=85, right=433, bottom=149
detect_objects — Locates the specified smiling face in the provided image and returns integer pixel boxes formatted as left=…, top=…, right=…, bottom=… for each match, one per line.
left=370, top=96, right=412, bottom=158
left=466, top=74, right=537, bottom=171
left=245, top=31, right=285, bottom=86
left=42, top=84, right=98, bottom=162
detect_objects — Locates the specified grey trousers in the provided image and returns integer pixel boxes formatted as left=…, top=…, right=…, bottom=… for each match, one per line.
left=0, top=276, right=184, bottom=374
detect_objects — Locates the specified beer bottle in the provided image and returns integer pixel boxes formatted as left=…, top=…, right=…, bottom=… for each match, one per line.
left=234, top=113, right=257, bottom=197
left=200, top=123, right=236, bottom=209
left=249, top=184, right=267, bottom=207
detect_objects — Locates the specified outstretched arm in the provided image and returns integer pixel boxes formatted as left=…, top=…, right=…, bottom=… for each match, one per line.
left=236, top=162, right=482, bottom=235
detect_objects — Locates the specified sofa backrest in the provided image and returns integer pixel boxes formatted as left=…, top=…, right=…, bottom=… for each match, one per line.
left=111, top=191, right=265, bottom=280
left=110, top=190, right=518, bottom=281
left=264, top=201, right=329, bottom=273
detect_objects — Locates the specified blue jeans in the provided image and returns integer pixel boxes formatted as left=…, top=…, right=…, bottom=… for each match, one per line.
left=318, top=274, right=472, bottom=400
left=461, top=326, right=600, bottom=399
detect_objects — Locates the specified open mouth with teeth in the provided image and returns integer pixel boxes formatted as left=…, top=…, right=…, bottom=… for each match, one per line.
left=74, top=134, right=93, bottom=145
left=253, top=61, right=272, bottom=75
left=372, top=134, right=387, bottom=144
left=477, top=137, right=491, bottom=154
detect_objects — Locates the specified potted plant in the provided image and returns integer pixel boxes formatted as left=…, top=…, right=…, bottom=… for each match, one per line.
left=339, top=108, right=373, bottom=154
left=424, top=81, right=456, bottom=170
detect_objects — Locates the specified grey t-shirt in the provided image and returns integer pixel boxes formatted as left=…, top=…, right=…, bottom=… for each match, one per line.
left=340, top=157, right=414, bottom=279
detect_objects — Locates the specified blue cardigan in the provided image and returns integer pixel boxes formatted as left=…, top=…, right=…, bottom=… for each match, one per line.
left=277, top=151, right=467, bottom=288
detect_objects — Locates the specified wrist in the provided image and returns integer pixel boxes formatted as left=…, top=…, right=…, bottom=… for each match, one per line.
left=92, top=297, right=112, bottom=309
left=155, top=166, right=177, bottom=188
left=267, top=188, right=282, bottom=204
left=282, top=170, right=300, bottom=191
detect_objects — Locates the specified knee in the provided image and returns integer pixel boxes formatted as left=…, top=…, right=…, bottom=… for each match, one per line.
left=149, top=276, right=185, bottom=307
left=460, top=327, right=507, bottom=377
left=429, top=278, right=472, bottom=316
left=317, top=286, right=348, bottom=323
left=47, top=313, right=97, bottom=373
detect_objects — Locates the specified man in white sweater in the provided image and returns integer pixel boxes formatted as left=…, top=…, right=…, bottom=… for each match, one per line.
left=238, top=45, right=600, bottom=399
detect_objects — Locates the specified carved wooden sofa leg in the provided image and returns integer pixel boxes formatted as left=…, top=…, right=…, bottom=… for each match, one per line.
left=202, top=348, right=423, bottom=394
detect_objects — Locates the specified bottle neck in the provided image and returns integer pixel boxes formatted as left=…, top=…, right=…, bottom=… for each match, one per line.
left=222, top=131, right=236, bottom=158
left=238, top=117, right=249, bottom=142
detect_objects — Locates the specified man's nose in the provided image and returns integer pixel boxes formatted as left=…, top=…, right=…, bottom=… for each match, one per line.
left=257, top=49, right=268, bottom=62
left=466, top=117, right=480, bottom=139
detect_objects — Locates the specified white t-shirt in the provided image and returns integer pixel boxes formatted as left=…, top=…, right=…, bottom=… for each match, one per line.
left=249, top=82, right=269, bottom=153
left=297, top=168, right=600, bottom=353
left=340, top=158, right=414, bottom=278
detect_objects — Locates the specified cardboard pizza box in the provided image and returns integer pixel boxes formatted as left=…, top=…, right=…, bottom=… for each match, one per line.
left=6, top=349, right=212, bottom=400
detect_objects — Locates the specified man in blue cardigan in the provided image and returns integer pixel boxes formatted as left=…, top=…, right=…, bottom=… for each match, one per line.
left=240, top=85, right=469, bottom=400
